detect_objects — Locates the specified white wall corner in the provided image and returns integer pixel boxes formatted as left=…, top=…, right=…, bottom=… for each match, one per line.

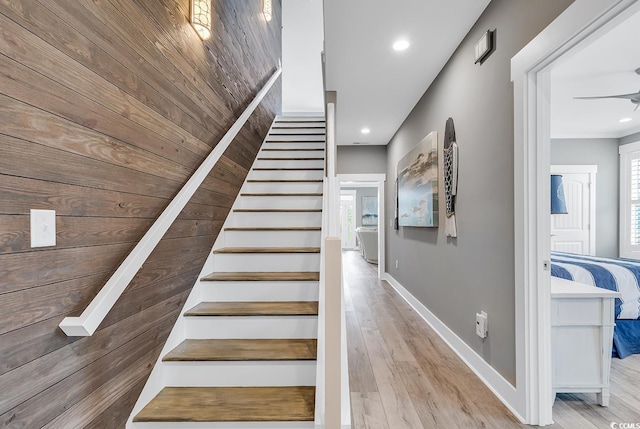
left=380, top=273, right=525, bottom=424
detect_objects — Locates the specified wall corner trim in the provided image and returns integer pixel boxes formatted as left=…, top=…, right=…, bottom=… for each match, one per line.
left=380, top=272, right=525, bottom=423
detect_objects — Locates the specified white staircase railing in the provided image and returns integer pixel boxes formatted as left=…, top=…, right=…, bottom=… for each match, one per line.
left=59, top=67, right=282, bottom=336
left=316, top=102, right=351, bottom=428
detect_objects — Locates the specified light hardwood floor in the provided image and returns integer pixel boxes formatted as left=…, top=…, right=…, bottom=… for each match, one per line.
left=343, top=250, right=640, bottom=428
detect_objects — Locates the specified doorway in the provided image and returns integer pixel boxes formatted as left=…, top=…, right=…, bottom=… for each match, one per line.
left=512, top=0, right=640, bottom=425
left=337, top=174, right=386, bottom=278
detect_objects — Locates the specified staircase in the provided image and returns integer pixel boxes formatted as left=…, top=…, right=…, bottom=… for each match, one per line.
left=128, top=116, right=326, bottom=428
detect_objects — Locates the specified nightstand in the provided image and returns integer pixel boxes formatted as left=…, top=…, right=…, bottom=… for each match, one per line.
left=551, top=276, right=620, bottom=406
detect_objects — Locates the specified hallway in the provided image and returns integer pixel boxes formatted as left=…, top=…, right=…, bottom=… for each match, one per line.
left=343, top=250, right=640, bottom=428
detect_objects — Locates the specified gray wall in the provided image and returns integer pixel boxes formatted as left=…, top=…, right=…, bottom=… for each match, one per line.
left=385, top=0, right=573, bottom=384
left=551, top=138, right=619, bottom=257
left=620, top=131, right=640, bottom=146
left=337, top=145, right=387, bottom=174
left=342, top=187, right=378, bottom=228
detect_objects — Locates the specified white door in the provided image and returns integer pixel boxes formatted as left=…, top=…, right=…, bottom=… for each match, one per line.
left=340, top=191, right=356, bottom=249
left=550, top=165, right=597, bottom=255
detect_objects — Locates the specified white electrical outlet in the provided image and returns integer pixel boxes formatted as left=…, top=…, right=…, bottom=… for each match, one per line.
left=476, top=311, right=488, bottom=339
left=395, top=259, right=399, bottom=269
left=30, top=209, right=56, bottom=248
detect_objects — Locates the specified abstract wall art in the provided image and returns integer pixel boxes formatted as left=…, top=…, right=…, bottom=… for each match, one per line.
left=362, top=196, right=378, bottom=226
left=397, top=131, right=438, bottom=227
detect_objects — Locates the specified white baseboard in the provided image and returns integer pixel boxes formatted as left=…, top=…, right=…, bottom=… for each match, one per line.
left=380, top=273, right=525, bottom=424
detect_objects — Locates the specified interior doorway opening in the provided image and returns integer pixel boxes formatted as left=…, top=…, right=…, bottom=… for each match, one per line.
left=512, top=0, right=640, bottom=424
left=337, top=174, right=386, bottom=278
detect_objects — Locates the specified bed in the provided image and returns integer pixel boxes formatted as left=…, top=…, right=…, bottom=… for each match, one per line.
left=551, top=251, right=640, bottom=358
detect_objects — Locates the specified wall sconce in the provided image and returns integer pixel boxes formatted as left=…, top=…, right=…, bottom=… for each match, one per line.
left=263, top=0, right=272, bottom=22
left=550, top=175, right=568, bottom=214
left=191, top=0, right=212, bottom=40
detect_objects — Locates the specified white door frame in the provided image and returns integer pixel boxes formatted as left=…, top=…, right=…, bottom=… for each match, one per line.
left=550, top=164, right=597, bottom=255
left=512, top=0, right=640, bottom=425
left=337, top=173, right=386, bottom=278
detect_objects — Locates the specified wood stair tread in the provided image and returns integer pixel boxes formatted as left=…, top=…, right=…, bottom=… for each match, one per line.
left=185, top=301, right=319, bottom=317
left=272, top=127, right=325, bottom=130
left=247, top=179, right=323, bottom=183
left=213, top=247, right=320, bottom=254
left=233, top=208, right=321, bottom=212
left=262, top=148, right=325, bottom=151
left=265, top=140, right=325, bottom=143
left=257, top=157, right=325, bottom=160
left=163, top=338, right=318, bottom=362
left=133, top=386, right=316, bottom=422
left=240, top=192, right=322, bottom=197
left=252, top=167, right=324, bottom=171
left=274, top=122, right=324, bottom=124
left=225, top=227, right=321, bottom=231
left=201, top=272, right=320, bottom=281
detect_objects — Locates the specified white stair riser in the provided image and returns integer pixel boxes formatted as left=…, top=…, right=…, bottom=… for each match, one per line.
left=184, top=316, right=318, bottom=339
left=199, top=281, right=319, bottom=302
left=276, top=115, right=324, bottom=120
left=229, top=211, right=322, bottom=227
left=254, top=159, right=324, bottom=169
left=259, top=150, right=324, bottom=158
left=164, top=361, right=316, bottom=387
left=132, top=421, right=314, bottom=428
left=262, top=142, right=325, bottom=150
left=212, top=253, right=320, bottom=272
left=273, top=122, right=325, bottom=128
left=235, top=196, right=322, bottom=210
left=243, top=182, right=323, bottom=193
left=268, top=129, right=325, bottom=135
left=249, top=170, right=324, bottom=181
left=223, top=230, right=321, bottom=248
left=265, top=135, right=325, bottom=142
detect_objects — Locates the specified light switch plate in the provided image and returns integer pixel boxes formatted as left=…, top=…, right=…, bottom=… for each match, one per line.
left=474, top=30, right=494, bottom=64
left=30, top=209, right=56, bottom=247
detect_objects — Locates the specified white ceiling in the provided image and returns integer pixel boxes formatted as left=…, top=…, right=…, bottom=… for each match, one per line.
left=551, top=10, right=640, bottom=139
left=323, top=0, right=490, bottom=146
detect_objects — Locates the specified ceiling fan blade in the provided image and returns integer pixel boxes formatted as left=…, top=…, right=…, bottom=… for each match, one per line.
left=574, top=92, right=640, bottom=101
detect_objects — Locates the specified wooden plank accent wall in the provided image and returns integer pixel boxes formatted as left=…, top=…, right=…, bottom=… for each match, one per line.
left=0, top=0, right=282, bottom=427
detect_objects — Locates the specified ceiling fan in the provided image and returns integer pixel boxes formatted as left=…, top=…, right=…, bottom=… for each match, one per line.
left=574, top=67, right=640, bottom=111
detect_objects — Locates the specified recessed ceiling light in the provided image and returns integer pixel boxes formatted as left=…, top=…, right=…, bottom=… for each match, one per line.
left=361, top=128, right=371, bottom=134
left=393, top=40, right=410, bottom=51
left=620, top=117, right=633, bottom=123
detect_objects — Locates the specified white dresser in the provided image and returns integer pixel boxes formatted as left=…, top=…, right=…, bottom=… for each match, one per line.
left=551, top=277, right=620, bottom=406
